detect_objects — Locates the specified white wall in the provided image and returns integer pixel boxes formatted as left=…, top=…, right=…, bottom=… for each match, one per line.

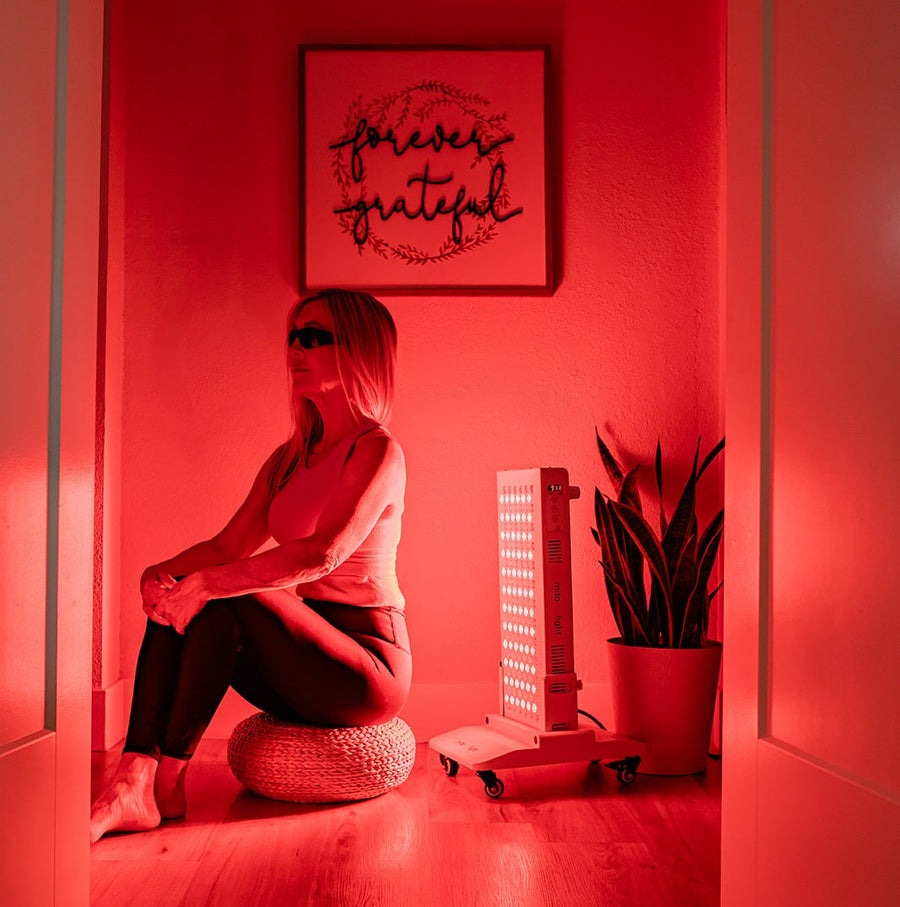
left=100, top=0, right=724, bottom=742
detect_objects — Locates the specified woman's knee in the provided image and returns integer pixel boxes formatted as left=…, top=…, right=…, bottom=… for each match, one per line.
left=186, top=598, right=240, bottom=642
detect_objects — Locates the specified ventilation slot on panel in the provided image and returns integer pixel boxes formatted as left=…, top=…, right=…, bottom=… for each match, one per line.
left=550, top=645, right=566, bottom=674
left=547, top=539, right=563, bottom=563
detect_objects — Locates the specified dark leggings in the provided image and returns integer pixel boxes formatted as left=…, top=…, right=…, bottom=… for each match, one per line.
left=123, top=594, right=412, bottom=760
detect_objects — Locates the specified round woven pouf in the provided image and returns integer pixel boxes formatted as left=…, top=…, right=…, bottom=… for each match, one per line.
left=227, top=713, right=416, bottom=803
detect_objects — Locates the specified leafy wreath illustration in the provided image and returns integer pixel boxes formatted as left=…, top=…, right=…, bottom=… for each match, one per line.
left=329, top=81, right=516, bottom=266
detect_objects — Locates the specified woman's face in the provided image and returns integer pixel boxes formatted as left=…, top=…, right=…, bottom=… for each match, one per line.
left=288, top=298, right=342, bottom=401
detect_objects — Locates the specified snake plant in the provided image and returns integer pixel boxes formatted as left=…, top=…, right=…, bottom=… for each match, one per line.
left=591, top=430, right=724, bottom=648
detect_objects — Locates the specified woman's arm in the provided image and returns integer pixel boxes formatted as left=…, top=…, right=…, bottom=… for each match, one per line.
left=202, top=431, right=403, bottom=596
left=153, top=432, right=404, bottom=632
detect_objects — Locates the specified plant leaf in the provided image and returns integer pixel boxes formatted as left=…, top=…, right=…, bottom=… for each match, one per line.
left=619, top=464, right=643, bottom=514
left=595, top=429, right=624, bottom=494
left=648, top=576, right=665, bottom=645
left=656, top=440, right=668, bottom=537
left=609, top=501, right=671, bottom=603
left=663, top=467, right=697, bottom=580
left=655, top=439, right=663, bottom=497
left=697, top=436, right=725, bottom=480
left=677, top=509, right=724, bottom=646
left=669, top=526, right=698, bottom=648
left=597, top=486, right=643, bottom=605
left=615, top=466, right=646, bottom=608
left=680, top=586, right=707, bottom=648
left=596, top=490, right=645, bottom=627
left=599, top=558, right=652, bottom=645
left=594, top=490, right=638, bottom=641
left=595, top=431, right=725, bottom=649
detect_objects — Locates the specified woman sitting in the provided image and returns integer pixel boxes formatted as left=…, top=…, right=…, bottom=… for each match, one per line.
left=90, top=289, right=411, bottom=842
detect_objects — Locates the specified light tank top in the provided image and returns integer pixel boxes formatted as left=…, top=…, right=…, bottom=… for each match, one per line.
left=267, top=422, right=405, bottom=610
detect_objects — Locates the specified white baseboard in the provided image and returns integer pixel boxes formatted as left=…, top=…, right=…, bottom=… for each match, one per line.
left=93, top=679, right=615, bottom=749
left=91, top=678, right=129, bottom=752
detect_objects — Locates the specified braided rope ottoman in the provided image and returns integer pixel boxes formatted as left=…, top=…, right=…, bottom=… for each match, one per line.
left=227, top=713, right=416, bottom=803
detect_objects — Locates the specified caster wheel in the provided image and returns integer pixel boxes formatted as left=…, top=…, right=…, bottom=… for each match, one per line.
left=607, top=756, right=640, bottom=785
left=477, top=770, right=504, bottom=799
left=485, top=778, right=505, bottom=799
left=439, top=754, right=459, bottom=777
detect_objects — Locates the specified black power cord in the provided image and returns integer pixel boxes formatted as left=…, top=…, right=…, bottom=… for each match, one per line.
left=577, top=708, right=606, bottom=730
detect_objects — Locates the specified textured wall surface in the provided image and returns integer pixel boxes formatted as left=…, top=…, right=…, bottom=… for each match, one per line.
left=108, top=0, right=722, bottom=734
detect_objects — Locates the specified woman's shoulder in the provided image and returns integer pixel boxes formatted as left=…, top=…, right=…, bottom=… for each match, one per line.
left=357, top=421, right=394, bottom=442
left=349, top=424, right=405, bottom=470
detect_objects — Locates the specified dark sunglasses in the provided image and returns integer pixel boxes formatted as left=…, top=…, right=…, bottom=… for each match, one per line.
left=288, top=326, right=335, bottom=349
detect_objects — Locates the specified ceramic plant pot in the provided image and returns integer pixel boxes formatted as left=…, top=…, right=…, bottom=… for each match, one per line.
left=607, top=638, right=722, bottom=775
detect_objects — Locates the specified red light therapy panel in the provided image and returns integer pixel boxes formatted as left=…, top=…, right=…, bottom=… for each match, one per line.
left=497, top=468, right=578, bottom=733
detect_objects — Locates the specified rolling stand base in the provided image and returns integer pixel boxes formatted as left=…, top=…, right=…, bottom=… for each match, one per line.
left=429, top=713, right=649, bottom=798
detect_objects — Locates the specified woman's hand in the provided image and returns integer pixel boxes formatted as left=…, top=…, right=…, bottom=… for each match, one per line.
left=141, top=565, right=177, bottom=627
left=151, top=572, right=210, bottom=635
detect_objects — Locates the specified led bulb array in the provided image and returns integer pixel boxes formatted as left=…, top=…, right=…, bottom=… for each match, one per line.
left=498, top=483, right=541, bottom=722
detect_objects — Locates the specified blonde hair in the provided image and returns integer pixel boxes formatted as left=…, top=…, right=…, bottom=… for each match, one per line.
left=267, top=289, right=397, bottom=495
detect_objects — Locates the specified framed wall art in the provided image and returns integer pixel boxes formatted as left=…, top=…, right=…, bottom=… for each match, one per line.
left=300, top=45, right=551, bottom=293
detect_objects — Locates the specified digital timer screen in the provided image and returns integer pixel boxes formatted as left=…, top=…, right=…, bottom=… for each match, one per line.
left=547, top=484, right=562, bottom=493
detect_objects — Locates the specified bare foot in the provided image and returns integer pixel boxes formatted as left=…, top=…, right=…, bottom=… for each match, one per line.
left=90, top=753, right=161, bottom=843
left=154, top=755, right=189, bottom=820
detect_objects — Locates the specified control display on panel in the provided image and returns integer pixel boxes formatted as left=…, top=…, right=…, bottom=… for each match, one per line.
left=544, top=482, right=566, bottom=534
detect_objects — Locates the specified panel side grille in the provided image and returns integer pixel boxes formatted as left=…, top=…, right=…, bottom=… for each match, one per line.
left=550, top=645, right=566, bottom=674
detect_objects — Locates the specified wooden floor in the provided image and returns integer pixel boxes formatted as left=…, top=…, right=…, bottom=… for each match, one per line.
left=91, top=740, right=720, bottom=906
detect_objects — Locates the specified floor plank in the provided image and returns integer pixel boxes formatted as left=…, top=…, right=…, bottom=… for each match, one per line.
left=91, top=740, right=720, bottom=906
